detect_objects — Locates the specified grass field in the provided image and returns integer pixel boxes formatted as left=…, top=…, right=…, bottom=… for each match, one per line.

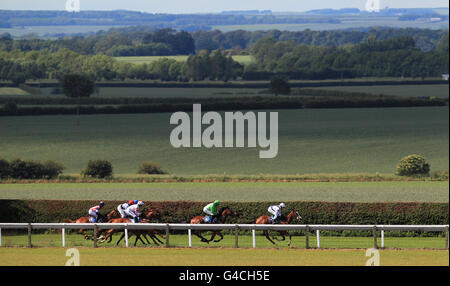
left=312, top=85, right=449, bottom=98
left=0, top=107, right=448, bottom=175
left=115, top=55, right=254, bottom=66
left=0, top=233, right=447, bottom=250
left=0, top=246, right=447, bottom=266
left=0, top=87, right=30, bottom=96
left=39, top=87, right=265, bottom=98
left=0, top=181, right=448, bottom=202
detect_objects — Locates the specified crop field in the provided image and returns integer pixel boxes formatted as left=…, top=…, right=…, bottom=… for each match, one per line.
left=0, top=181, right=448, bottom=202
left=0, top=106, right=448, bottom=175
left=0, top=246, right=447, bottom=266
left=39, top=87, right=265, bottom=98
left=213, top=17, right=449, bottom=32
left=312, top=85, right=449, bottom=98
left=115, top=55, right=254, bottom=66
left=0, top=87, right=30, bottom=96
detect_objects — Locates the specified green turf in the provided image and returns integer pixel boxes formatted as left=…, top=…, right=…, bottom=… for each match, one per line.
left=0, top=107, right=448, bottom=175
left=0, top=233, right=446, bottom=250
left=312, top=85, right=449, bottom=98
left=0, top=247, right=447, bottom=266
left=0, top=181, right=448, bottom=202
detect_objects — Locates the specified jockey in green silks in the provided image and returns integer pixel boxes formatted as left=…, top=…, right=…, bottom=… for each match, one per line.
left=203, top=200, right=220, bottom=223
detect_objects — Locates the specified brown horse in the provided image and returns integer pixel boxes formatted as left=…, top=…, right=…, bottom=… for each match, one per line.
left=100, top=209, right=164, bottom=246
left=115, top=209, right=165, bottom=246
left=255, top=209, right=302, bottom=246
left=62, top=214, right=106, bottom=240
left=190, top=206, right=237, bottom=244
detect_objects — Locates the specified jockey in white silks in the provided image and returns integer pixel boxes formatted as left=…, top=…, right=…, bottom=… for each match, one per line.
left=117, top=200, right=138, bottom=218
left=124, top=201, right=144, bottom=223
left=88, top=201, right=105, bottom=223
left=268, top=203, right=286, bottom=224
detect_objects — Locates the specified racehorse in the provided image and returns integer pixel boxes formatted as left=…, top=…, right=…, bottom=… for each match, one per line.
left=100, top=209, right=164, bottom=246
left=190, top=206, right=237, bottom=244
left=255, top=209, right=302, bottom=246
left=62, top=214, right=106, bottom=240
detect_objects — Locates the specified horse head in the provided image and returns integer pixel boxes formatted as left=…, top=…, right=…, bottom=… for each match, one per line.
left=106, top=208, right=119, bottom=220
left=287, top=209, right=302, bottom=223
left=218, top=206, right=237, bottom=223
left=145, top=209, right=160, bottom=220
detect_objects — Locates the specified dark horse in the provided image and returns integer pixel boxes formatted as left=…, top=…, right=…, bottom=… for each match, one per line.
left=255, top=209, right=302, bottom=246
left=190, top=206, right=237, bottom=244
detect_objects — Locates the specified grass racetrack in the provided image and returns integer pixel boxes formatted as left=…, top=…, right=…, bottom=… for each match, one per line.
left=0, top=247, right=447, bottom=266
left=0, top=181, right=448, bottom=202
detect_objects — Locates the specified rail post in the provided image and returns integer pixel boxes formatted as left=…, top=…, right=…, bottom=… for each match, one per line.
left=62, top=224, right=66, bottom=247
left=316, top=230, right=320, bottom=249
left=27, top=223, right=32, bottom=248
left=305, top=225, right=310, bottom=249
left=93, top=225, right=98, bottom=248
left=252, top=226, right=256, bottom=249
left=372, top=226, right=378, bottom=249
left=445, top=226, right=449, bottom=250
left=381, top=229, right=385, bottom=249
left=165, top=224, right=170, bottom=248
left=0, top=227, right=2, bottom=247
left=234, top=225, right=239, bottom=248
left=124, top=224, right=129, bottom=248
left=188, top=228, right=192, bottom=248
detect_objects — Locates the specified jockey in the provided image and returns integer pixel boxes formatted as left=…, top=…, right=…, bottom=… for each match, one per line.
left=125, top=201, right=144, bottom=223
left=117, top=201, right=132, bottom=218
left=88, top=201, right=105, bottom=223
left=203, top=200, right=220, bottom=223
left=268, top=203, right=286, bottom=224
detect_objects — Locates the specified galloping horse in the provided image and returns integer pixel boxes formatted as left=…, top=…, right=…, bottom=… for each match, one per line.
left=62, top=214, right=106, bottom=240
left=190, top=206, right=237, bottom=244
left=255, top=209, right=302, bottom=246
left=100, top=209, right=164, bottom=246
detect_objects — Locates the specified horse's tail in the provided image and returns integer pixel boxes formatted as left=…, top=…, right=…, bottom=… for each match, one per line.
left=61, top=219, right=75, bottom=223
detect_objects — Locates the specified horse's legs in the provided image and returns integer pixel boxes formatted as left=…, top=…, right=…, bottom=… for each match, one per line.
left=116, top=232, right=125, bottom=245
left=288, top=234, right=292, bottom=247
left=212, top=231, right=224, bottom=243
left=148, top=234, right=160, bottom=246
left=264, top=230, right=277, bottom=245
left=195, top=230, right=210, bottom=243
left=151, top=231, right=165, bottom=244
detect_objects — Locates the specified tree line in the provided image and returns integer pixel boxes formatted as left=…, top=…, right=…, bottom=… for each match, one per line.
left=0, top=34, right=448, bottom=83
left=1, top=27, right=447, bottom=57
left=245, top=35, right=449, bottom=80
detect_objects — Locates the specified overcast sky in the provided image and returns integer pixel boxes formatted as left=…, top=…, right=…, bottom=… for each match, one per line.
left=0, top=0, right=448, bottom=13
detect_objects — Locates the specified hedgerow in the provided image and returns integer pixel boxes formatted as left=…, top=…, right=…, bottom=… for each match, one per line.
left=0, top=200, right=447, bottom=237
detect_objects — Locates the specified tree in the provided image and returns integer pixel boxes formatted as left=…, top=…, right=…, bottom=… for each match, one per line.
left=396, top=154, right=431, bottom=177
left=269, top=77, right=290, bottom=96
left=60, top=73, right=95, bottom=124
left=61, top=73, right=94, bottom=98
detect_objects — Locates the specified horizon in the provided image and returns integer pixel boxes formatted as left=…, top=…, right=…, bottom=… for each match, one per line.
left=0, top=0, right=448, bottom=14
